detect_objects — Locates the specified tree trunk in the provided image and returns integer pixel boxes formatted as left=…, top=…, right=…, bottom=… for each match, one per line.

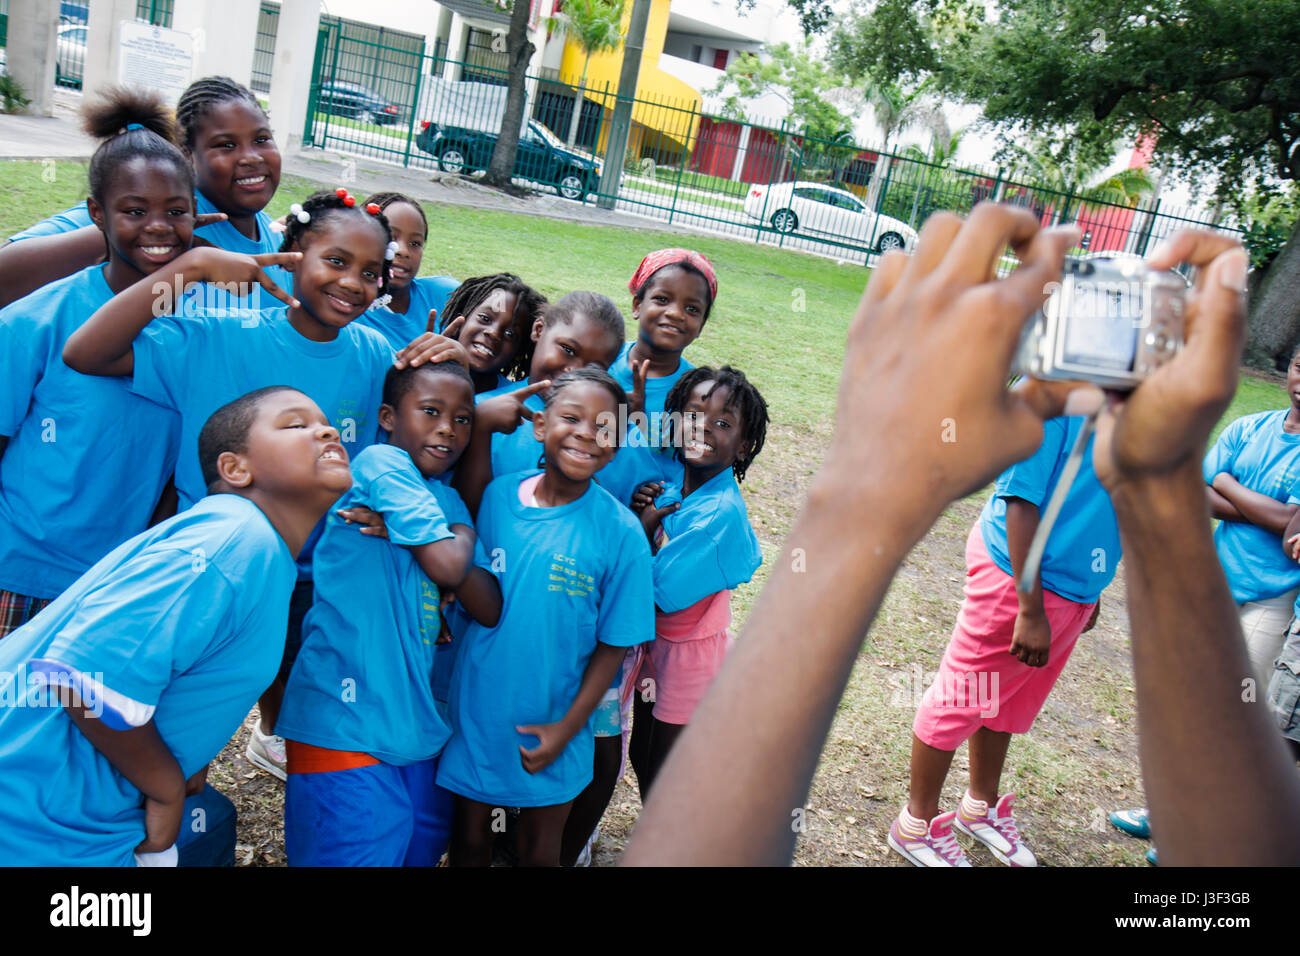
left=485, top=0, right=536, bottom=188
left=1245, top=217, right=1300, bottom=370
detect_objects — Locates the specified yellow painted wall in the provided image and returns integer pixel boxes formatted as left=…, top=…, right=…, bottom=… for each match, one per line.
left=557, top=0, right=701, bottom=153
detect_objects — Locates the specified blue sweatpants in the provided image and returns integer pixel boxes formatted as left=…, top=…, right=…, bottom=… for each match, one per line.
left=285, top=755, right=453, bottom=866
left=177, top=784, right=236, bottom=867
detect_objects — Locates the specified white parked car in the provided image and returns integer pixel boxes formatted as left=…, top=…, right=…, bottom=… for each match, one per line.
left=743, top=181, right=918, bottom=254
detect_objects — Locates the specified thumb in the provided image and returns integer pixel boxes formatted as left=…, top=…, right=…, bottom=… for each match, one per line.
left=443, top=314, right=465, bottom=338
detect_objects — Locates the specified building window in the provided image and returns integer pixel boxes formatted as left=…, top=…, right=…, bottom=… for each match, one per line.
left=690, top=44, right=701, bottom=61
left=135, top=0, right=173, bottom=27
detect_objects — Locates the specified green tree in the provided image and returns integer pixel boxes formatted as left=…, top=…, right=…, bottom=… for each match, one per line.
left=830, top=0, right=1300, bottom=368
left=715, top=41, right=850, bottom=143
left=547, top=0, right=627, bottom=145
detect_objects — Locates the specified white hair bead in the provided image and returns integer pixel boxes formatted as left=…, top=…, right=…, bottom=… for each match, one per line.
left=385, top=241, right=399, bottom=261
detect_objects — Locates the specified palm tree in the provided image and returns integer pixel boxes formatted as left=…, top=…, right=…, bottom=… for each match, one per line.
left=547, top=0, right=627, bottom=146
left=1002, top=136, right=1155, bottom=216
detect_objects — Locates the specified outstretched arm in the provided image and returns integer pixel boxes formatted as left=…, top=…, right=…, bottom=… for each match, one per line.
left=622, top=206, right=1092, bottom=866
left=63, top=248, right=299, bottom=377
left=1095, top=232, right=1300, bottom=865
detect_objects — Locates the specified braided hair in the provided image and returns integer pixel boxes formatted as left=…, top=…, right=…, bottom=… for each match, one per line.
left=278, top=189, right=393, bottom=293
left=440, top=273, right=547, bottom=381
left=663, top=365, right=769, bottom=483
left=82, top=86, right=192, bottom=207
left=175, top=76, right=266, bottom=149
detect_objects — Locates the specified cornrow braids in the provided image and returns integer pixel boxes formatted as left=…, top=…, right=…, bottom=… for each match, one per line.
left=440, top=273, right=548, bottom=381
left=175, top=76, right=265, bottom=149
left=82, top=86, right=192, bottom=207
left=278, top=189, right=393, bottom=292
left=363, top=191, right=428, bottom=235
left=663, top=365, right=769, bottom=483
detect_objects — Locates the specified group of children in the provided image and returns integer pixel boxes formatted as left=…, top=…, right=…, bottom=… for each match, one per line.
left=0, top=78, right=770, bottom=867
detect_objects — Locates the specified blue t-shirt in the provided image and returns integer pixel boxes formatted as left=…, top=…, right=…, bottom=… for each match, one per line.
left=651, top=468, right=761, bottom=613
left=0, top=265, right=180, bottom=599
left=979, top=416, right=1120, bottom=604
left=7, top=201, right=93, bottom=242
left=356, top=275, right=459, bottom=352
left=0, top=494, right=295, bottom=866
left=277, top=444, right=481, bottom=765
left=192, top=192, right=292, bottom=302
left=436, top=472, right=653, bottom=806
left=1202, top=409, right=1300, bottom=604
left=129, top=306, right=394, bottom=577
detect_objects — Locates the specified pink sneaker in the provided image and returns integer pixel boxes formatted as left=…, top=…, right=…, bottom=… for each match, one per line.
left=888, top=810, right=972, bottom=867
left=954, top=793, right=1037, bottom=866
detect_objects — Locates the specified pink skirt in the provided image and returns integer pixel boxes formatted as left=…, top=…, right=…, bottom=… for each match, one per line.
left=637, top=590, right=734, bottom=726
left=913, top=523, right=1097, bottom=750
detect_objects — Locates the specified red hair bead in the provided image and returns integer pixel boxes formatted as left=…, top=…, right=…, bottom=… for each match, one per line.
left=365, top=202, right=381, bottom=215
left=335, top=187, right=347, bottom=198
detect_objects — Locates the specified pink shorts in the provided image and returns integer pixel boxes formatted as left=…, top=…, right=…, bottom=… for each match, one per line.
left=913, top=523, right=1096, bottom=751
left=637, top=590, right=735, bottom=726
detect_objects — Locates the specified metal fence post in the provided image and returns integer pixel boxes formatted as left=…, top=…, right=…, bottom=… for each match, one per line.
left=401, top=48, right=426, bottom=168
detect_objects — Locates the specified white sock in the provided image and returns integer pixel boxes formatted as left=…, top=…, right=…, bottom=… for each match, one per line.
left=961, top=791, right=989, bottom=820
left=898, top=806, right=929, bottom=837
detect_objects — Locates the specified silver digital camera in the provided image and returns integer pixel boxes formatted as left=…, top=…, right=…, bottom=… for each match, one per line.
left=1014, top=255, right=1187, bottom=390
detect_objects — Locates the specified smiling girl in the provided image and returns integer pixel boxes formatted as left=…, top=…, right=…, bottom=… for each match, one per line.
left=437, top=274, right=547, bottom=394
left=63, top=187, right=455, bottom=770
left=0, top=88, right=187, bottom=639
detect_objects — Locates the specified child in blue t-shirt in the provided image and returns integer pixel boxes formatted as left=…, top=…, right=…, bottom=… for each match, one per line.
left=0, top=89, right=188, bottom=639
left=276, top=360, right=500, bottom=866
left=890, top=416, right=1121, bottom=869
left=354, top=192, right=459, bottom=351
left=63, top=187, right=457, bottom=780
left=435, top=273, right=547, bottom=395
left=1203, top=347, right=1300, bottom=684
left=0, top=386, right=354, bottom=865
left=437, top=367, right=653, bottom=866
left=599, top=248, right=718, bottom=505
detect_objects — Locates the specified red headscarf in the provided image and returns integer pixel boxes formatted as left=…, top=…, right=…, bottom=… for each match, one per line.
left=627, top=248, right=718, bottom=303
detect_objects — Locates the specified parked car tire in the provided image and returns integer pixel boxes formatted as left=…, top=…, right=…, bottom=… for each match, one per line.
left=876, top=231, right=905, bottom=253
left=771, top=208, right=798, bottom=233
left=357, top=109, right=375, bottom=125
left=557, top=170, right=587, bottom=201
left=438, top=144, right=469, bottom=174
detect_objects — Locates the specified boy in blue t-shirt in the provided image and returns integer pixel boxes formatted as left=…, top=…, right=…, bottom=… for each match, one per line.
left=276, top=361, right=501, bottom=866
left=0, top=386, right=353, bottom=865
left=890, top=416, right=1121, bottom=869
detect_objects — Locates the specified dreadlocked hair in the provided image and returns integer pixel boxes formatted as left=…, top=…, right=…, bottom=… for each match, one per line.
left=82, top=86, right=192, bottom=207
left=277, top=189, right=393, bottom=291
left=663, top=365, right=768, bottom=483
left=440, top=273, right=547, bottom=381
left=363, top=191, right=427, bottom=235
left=175, top=76, right=266, bottom=149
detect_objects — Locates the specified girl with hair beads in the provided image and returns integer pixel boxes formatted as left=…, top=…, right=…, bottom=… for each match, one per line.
left=0, top=76, right=285, bottom=308
left=599, top=249, right=718, bottom=505
left=0, top=87, right=187, bottom=639
left=437, top=367, right=653, bottom=866
left=355, top=192, right=460, bottom=351
left=625, top=366, right=768, bottom=800
left=64, top=188, right=456, bottom=778
left=437, top=274, right=547, bottom=394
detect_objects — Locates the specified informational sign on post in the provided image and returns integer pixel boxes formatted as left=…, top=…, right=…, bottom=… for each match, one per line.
left=116, top=19, right=194, bottom=106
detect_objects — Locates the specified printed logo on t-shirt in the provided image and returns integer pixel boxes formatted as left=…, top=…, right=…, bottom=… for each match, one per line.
left=418, top=578, right=440, bottom=644
left=548, top=552, right=595, bottom=598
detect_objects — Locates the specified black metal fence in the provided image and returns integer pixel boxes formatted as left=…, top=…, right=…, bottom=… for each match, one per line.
left=301, top=32, right=1241, bottom=263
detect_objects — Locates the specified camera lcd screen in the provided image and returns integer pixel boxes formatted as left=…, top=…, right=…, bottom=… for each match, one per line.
left=1058, top=278, right=1141, bottom=371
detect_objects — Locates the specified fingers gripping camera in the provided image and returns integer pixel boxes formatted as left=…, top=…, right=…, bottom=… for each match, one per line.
left=1015, top=255, right=1187, bottom=391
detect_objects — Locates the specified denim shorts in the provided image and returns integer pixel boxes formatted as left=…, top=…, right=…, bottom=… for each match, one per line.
left=1266, top=617, right=1300, bottom=743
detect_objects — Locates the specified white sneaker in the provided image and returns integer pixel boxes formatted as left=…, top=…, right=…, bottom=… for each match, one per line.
left=888, top=810, right=972, bottom=867
left=953, top=793, right=1037, bottom=866
left=246, top=722, right=287, bottom=781
left=575, top=825, right=600, bottom=867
